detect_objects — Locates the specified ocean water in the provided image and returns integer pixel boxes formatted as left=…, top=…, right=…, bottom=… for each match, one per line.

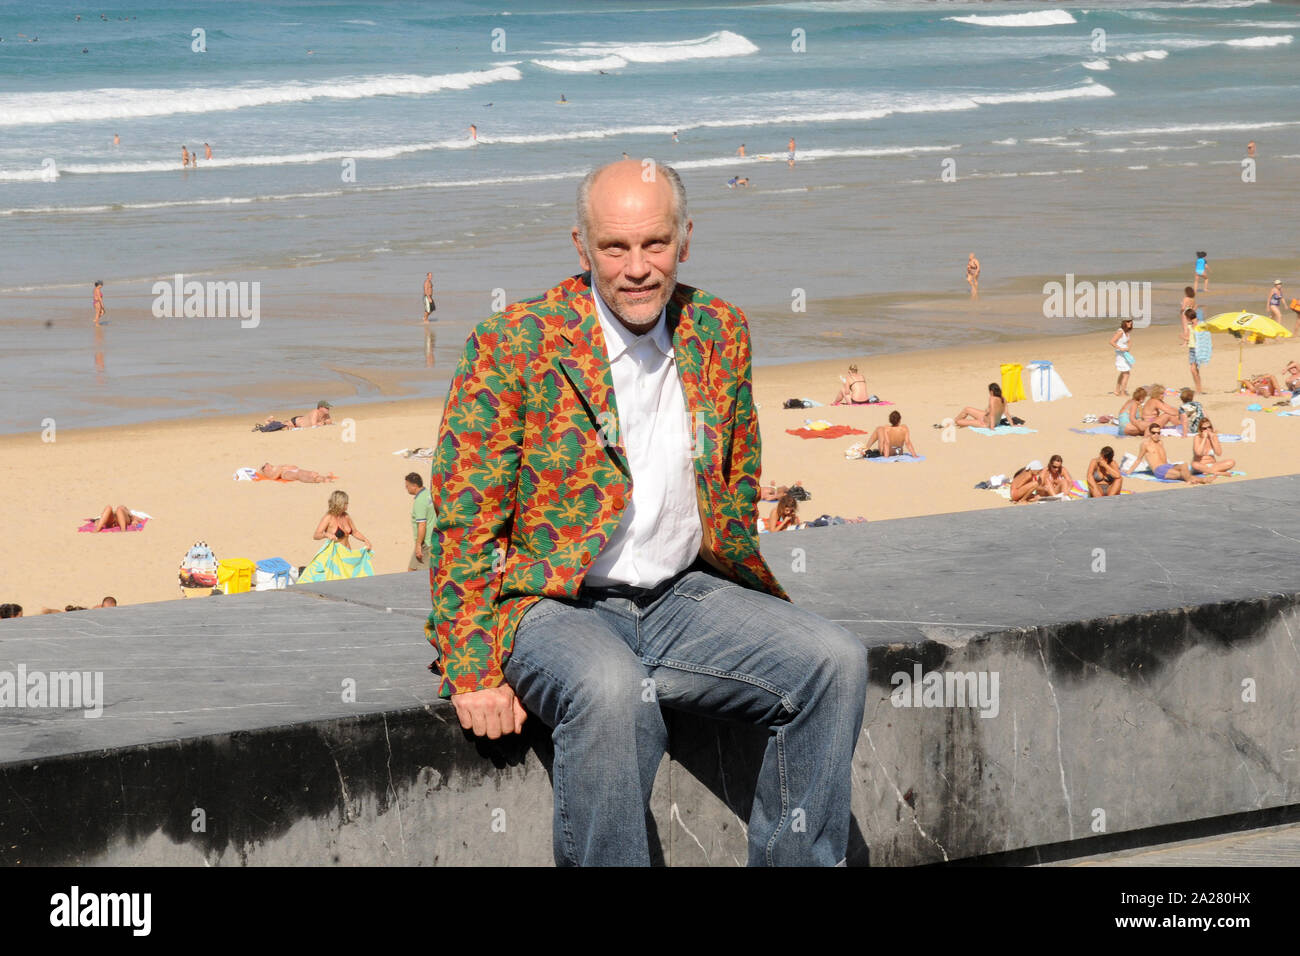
left=1, top=0, right=1298, bottom=431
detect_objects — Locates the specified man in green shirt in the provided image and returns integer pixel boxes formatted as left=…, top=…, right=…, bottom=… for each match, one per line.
left=406, top=473, right=434, bottom=571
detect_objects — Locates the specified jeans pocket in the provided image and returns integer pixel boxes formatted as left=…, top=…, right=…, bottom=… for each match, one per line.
left=671, top=571, right=739, bottom=602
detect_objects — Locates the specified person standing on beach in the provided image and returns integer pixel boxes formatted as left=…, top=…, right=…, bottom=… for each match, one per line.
left=181, top=145, right=189, bottom=168
left=423, top=272, right=435, bottom=322
left=1194, top=251, right=1209, bottom=293
left=1247, top=140, right=1256, bottom=158
left=1182, top=307, right=1204, bottom=394
left=966, top=252, right=980, bottom=297
left=425, top=158, right=868, bottom=866
left=204, top=142, right=212, bottom=160
left=406, top=473, right=434, bottom=570
left=92, top=280, right=105, bottom=326
left=1110, top=318, right=1134, bottom=396
left=1267, top=280, right=1285, bottom=324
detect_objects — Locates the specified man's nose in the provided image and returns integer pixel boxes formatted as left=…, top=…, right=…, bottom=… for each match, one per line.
left=624, top=246, right=651, bottom=280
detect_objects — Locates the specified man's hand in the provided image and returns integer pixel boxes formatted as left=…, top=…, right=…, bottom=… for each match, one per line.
left=451, top=683, right=527, bottom=739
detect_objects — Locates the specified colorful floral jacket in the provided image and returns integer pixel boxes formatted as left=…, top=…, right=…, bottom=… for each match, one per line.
left=425, top=272, right=787, bottom=697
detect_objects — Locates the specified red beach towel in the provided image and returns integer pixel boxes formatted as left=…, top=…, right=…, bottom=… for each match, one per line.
left=785, top=425, right=869, bottom=440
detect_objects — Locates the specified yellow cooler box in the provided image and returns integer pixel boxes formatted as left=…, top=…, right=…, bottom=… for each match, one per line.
left=216, top=558, right=256, bottom=595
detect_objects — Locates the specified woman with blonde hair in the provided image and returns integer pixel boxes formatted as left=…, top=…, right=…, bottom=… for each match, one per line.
left=313, top=490, right=373, bottom=551
left=1115, top=386, right=1147, bottom=437
left=830, top=363, right=870, bottom=405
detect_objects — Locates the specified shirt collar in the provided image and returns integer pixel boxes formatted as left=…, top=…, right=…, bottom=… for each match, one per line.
left=591, top=280, right=671, bottom=362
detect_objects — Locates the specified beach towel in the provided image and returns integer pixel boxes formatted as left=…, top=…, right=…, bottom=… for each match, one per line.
left=786, top=425, right=869, bottom=440
left=393, top=447, right=437, bottom=459
left=968, top=426, right=1037, bottom=436
left=233, top=467, right=258, bottom=481
left=78, top=509, right=152, bottom=532
left=299, top=540, right=374, bottom=582
left=1194, top=330, right=1213, bottom=365
left=831, top=399, right=893, bottom=407
left=1071, top=424, right=1123, bottom=436
left=862, top=454, right=926, bottom=463
left=1000, top=363, right=1026, bottom=403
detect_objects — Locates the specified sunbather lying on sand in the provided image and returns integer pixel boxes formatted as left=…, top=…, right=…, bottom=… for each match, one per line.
left=92, top=505, right=141, bottom=531
left=260, top=462, right=335, bottom=483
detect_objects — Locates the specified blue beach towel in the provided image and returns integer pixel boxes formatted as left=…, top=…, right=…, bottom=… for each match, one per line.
left=1194, top=330, right=1212, bottom=365
left=969, top=426, right=1037, bottom=436
left=863, top=454, right=926, bottom=463
left=1071, top=424, right=1122, bottom=436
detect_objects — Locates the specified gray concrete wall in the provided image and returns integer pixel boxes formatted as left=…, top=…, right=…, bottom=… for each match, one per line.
left=2, top=475, right=1298, bottom=865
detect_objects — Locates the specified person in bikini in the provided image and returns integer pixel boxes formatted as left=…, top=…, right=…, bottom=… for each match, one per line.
left=830, top=364, right=870, bottom=405
left=1009, top=461, right=1046, bottom=503
left=766, top=492, right=800, bottom=532
left=953, top=382, right=1010, bottom=429
left=260, top=462, right=335, bottom=483
left=1123, top=423, right=1214, bottom=484
left=1037, top=454, right=1074, bottom=496
left=1140, top=385, right=1180, bottom=429
left=864, top=410, right=918, bottom=457
left=313, top=490, right=373, bottom=550
left=1086, top=446, right=1123, bottom=498
left=1190, top=418, right=1236, bottom=477
left=1115, top=386, right=1148, bottom=436
left=966, top=253, right=980, bottom=297
left=91, top=504, right=142, bottom=531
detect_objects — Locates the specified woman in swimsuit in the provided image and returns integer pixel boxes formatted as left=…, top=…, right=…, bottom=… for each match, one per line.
left=954, top=382, right=1009, bottom=429
left=966, top=253, right=980, bottom=297
left=1191, top=419, right=1236, bottom=477
left=1109, top=319, right=1135, bottom=395
left=1115, top=386, right=1147, bottom=437
left=1038, top=454, right=1074, bottom=497
left=1009, top=463, right=1046, bottom=503
left=1140, top=385, right=1180, bottom=429
left=313, top=490, right=373, bottom=550
left=260, top=462, right=334, bottom=483
left=767, top=493, right=800, bottom=532
left=1268, top=280, right=1284, bottom=323
left=830, top=364, right=870, bottom=405
left=1086, top=446, right=1123, bottom=497
left=865, top=410, right=918, bottom=458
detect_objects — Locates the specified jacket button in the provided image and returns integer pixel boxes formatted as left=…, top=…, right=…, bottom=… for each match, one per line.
left=580, top=553, right=591, bottom=566
left=613, top=495, right=626, bottom=509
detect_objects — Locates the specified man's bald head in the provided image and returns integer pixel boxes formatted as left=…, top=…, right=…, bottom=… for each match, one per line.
left=575, top=159, right=688, bottom=261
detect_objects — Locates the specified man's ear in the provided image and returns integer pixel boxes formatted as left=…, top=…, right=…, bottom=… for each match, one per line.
left=678, top=219, right=693, bottom=263
left=572, top=228, right=592, bottom=272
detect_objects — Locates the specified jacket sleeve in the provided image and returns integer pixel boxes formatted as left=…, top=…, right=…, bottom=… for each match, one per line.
left=720, top=305, right=790, bottom=600
left=424, top=323, right=524, bottom=697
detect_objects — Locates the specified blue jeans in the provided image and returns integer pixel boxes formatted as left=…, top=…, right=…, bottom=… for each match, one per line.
left=502, top=564, right=869, bottom=866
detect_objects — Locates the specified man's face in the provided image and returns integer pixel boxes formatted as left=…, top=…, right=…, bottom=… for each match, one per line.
left=405, top=481, right=419, bottom=496
left=572, top=163, right=692, bottom=332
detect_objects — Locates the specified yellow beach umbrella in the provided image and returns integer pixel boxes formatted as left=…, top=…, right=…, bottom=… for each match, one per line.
left=1195, top=311, right=1293, bottom=382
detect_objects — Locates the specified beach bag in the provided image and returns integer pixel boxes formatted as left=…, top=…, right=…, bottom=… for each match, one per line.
left=216, top=558, right=256, bottom=595
left=179, top=541, right=219, bottom=588
left=253, top=557, right=295, bottom=591
left=999, top=363, right=1026, bottom=403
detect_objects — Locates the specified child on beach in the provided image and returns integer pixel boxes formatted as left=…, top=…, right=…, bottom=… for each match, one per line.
left=1194, top=252, right=1209, bottom=293
left=1181, top=308, right=1204, bottom=394
left=1178, top=388, right=1204, bottom=435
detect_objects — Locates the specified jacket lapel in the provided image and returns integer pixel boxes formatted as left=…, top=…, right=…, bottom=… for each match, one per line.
left=554, top=274, right=629, bottom=477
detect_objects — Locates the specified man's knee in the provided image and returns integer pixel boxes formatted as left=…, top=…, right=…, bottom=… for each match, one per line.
left=804, top=618, right=869, bottom=697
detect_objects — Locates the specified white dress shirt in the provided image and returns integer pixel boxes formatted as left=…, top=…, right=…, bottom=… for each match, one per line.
left=583, top=284, right=703, bottom=588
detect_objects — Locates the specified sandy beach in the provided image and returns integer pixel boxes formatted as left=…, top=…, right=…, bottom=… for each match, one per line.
left=4, top=281, right=1296, bottom=615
